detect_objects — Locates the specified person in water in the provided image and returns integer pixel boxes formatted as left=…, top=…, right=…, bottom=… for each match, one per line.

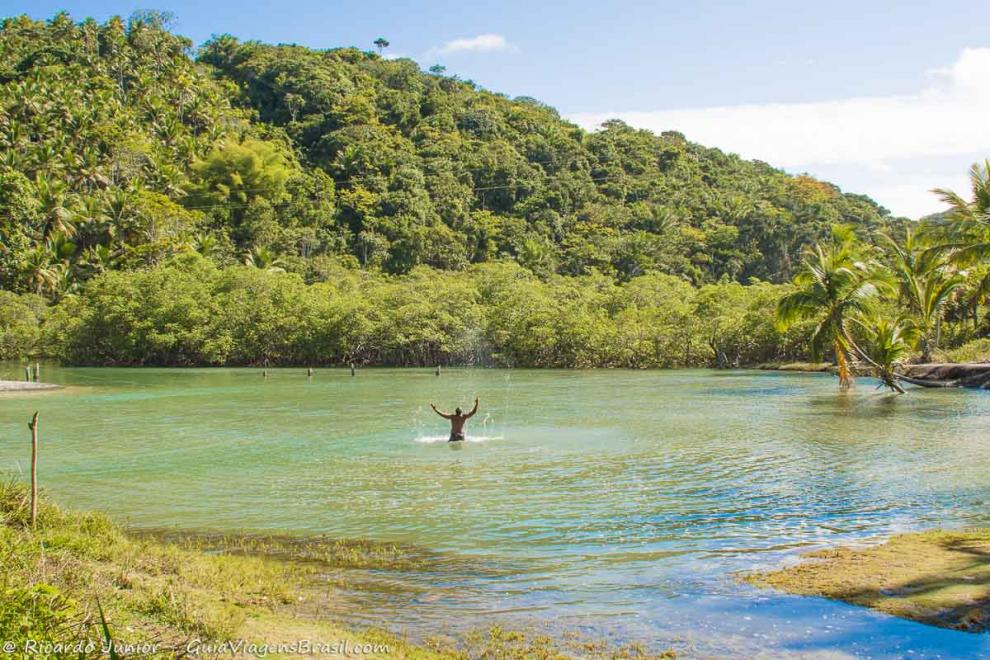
left=431, top=397, right=479, bottom=442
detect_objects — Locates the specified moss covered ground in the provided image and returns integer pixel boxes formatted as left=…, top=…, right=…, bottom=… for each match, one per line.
left=746, top=529, right=990, bottom=632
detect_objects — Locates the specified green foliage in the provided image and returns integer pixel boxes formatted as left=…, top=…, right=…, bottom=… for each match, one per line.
left=7, top=14, right=990, bottom=374
left=777, top=158, right=990, bottom=389
left=0, top=481, right=288, bottom=653
left=48, top=254, right=228, bottom=365
left=880, top=230, right=965, bottom=361
left=776, top=225, right=889, bottom=388
left=944, top=338, right=990, bottom=363
left=0, top=14, right=332, bottom=297
left=0, top=291, right=46, bottom=359
left=932, top=160, right=990, bottom=263
left=0, top=13, right=896, bottom=295
left=0, top=583, right=77, bottom=643
left=42, top=257, right=804, bottom=368
left=0, top=13, right=235, bottom=295
left=849, top=312, right=917, bottom=392
left=695, top=280, right=810, bottom=368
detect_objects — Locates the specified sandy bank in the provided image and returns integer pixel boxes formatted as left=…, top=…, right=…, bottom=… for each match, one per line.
left=0, top=379, right=60, bottom=392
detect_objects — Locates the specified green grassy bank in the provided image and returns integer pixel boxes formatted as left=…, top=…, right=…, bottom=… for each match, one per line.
left=0, top=482, right=671, bottom=658
left=746, top=529, right=990, bottom=632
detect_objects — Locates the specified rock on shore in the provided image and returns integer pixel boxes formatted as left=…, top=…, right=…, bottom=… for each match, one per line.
left=899, top=363, right=990, bottom=389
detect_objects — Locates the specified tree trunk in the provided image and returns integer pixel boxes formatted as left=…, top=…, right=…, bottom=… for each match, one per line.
left=835, top=339, right=853, bottom=391
left=28, top=412, right=39, bottom=529
left=895, top=374, right=958, bottom=388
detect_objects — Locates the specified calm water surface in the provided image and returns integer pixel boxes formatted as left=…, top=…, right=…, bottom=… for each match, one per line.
left=2, top=366, right=989, bottom=658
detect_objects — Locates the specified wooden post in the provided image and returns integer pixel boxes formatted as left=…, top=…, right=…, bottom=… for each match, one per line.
left=262, top=369, right=268, bottom=379
left=25, top=366, right=31, bottom=382
left=435, top=365, right=441, bottom=376
left=28, top=412, right=38, bottom=529
left=307, top=367, right=313, bottom=378
left=34, top=363, right=40, bottom=382
left=350, top=363, right=356, bottom=376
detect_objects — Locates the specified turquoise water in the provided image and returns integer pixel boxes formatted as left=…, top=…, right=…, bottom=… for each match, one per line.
left=2, top=365, right=989, bottom=657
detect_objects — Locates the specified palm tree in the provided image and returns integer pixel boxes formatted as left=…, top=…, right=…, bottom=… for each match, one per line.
left=33, top=175, right=77, bottom=239
left=777, top=225, right=888, bottom=390
left=192, top=232, right=220, bottom=258
left=78, top=245, right=116, bottom=278
left=20, top=248, right=59, bottom=296
left=373, top=38, right=390, bottom=56
left=242, top=246, right=286, bottom=273
left=849, top=312, right=918, bottom=394
left=50, top=261, right=78, bottom=300
left=934, top=160, right=990, bottom=221
left=957, top=263, right=990, bottom=332
left=879, top=230, right=965, bottom=362
left=933, top=160, right=990, bottom=265
left=929, top=160, right=990, bottom=335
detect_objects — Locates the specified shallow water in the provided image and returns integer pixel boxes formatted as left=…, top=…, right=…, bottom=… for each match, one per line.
left=1, top=365, right=989, bottom=657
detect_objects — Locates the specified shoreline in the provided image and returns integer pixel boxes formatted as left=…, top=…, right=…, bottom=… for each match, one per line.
left=0, top=379, right=60, bottom=392
left=1, top=483, right=674, bottom=659
left=757, top=361, right=990, bottom=389
left=745, top=528, right=990, bottom=632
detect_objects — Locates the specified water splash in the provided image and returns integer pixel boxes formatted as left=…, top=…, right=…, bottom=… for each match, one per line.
left=414, top=434, right=504, bottom=444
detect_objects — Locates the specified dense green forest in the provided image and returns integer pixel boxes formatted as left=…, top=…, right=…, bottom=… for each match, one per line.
left=0, top=13, right=986, bottom=370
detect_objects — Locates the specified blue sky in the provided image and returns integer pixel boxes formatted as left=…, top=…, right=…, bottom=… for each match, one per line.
left=5, top=0, right=990, bottom=217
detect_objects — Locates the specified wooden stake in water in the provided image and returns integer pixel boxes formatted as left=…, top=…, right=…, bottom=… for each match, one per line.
left=28, top=412, right=39, bottom=529
left=307, top=367, right=314, bottom=378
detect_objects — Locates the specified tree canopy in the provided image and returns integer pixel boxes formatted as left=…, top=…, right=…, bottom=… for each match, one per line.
left=0, top=13, right=900, bottom=300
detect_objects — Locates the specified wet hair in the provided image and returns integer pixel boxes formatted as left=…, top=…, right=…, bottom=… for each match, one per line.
left=455, top=407, right=463, bottom=415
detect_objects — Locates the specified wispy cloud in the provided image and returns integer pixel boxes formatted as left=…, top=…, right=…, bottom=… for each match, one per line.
left=568, top=48, right=990, bottom=218
left=430, top=33, right=515, bottom=56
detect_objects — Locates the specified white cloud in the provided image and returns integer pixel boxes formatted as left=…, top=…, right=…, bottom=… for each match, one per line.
left=430, top=34, right=514, bottom=55
left=567, top=48, right=990, bottom=218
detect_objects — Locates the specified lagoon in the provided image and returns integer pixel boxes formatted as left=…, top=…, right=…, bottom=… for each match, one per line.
left=1, top=366, right=989, bottom=657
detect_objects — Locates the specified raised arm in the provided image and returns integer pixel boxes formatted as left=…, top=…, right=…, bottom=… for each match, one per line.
left=431, top=403, right=452, bottom=419
left=465, top=397, right=480, bottom=418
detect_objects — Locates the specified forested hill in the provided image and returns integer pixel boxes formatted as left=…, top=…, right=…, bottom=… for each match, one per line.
left=0, top=12, right=898, bottom=299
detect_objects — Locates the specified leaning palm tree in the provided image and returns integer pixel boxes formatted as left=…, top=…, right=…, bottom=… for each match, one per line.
left=777, top=225, right=888, bottom=390
left=848, top=312, right=918, bottom=394
left=879, top=230, right=965, bottom=362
